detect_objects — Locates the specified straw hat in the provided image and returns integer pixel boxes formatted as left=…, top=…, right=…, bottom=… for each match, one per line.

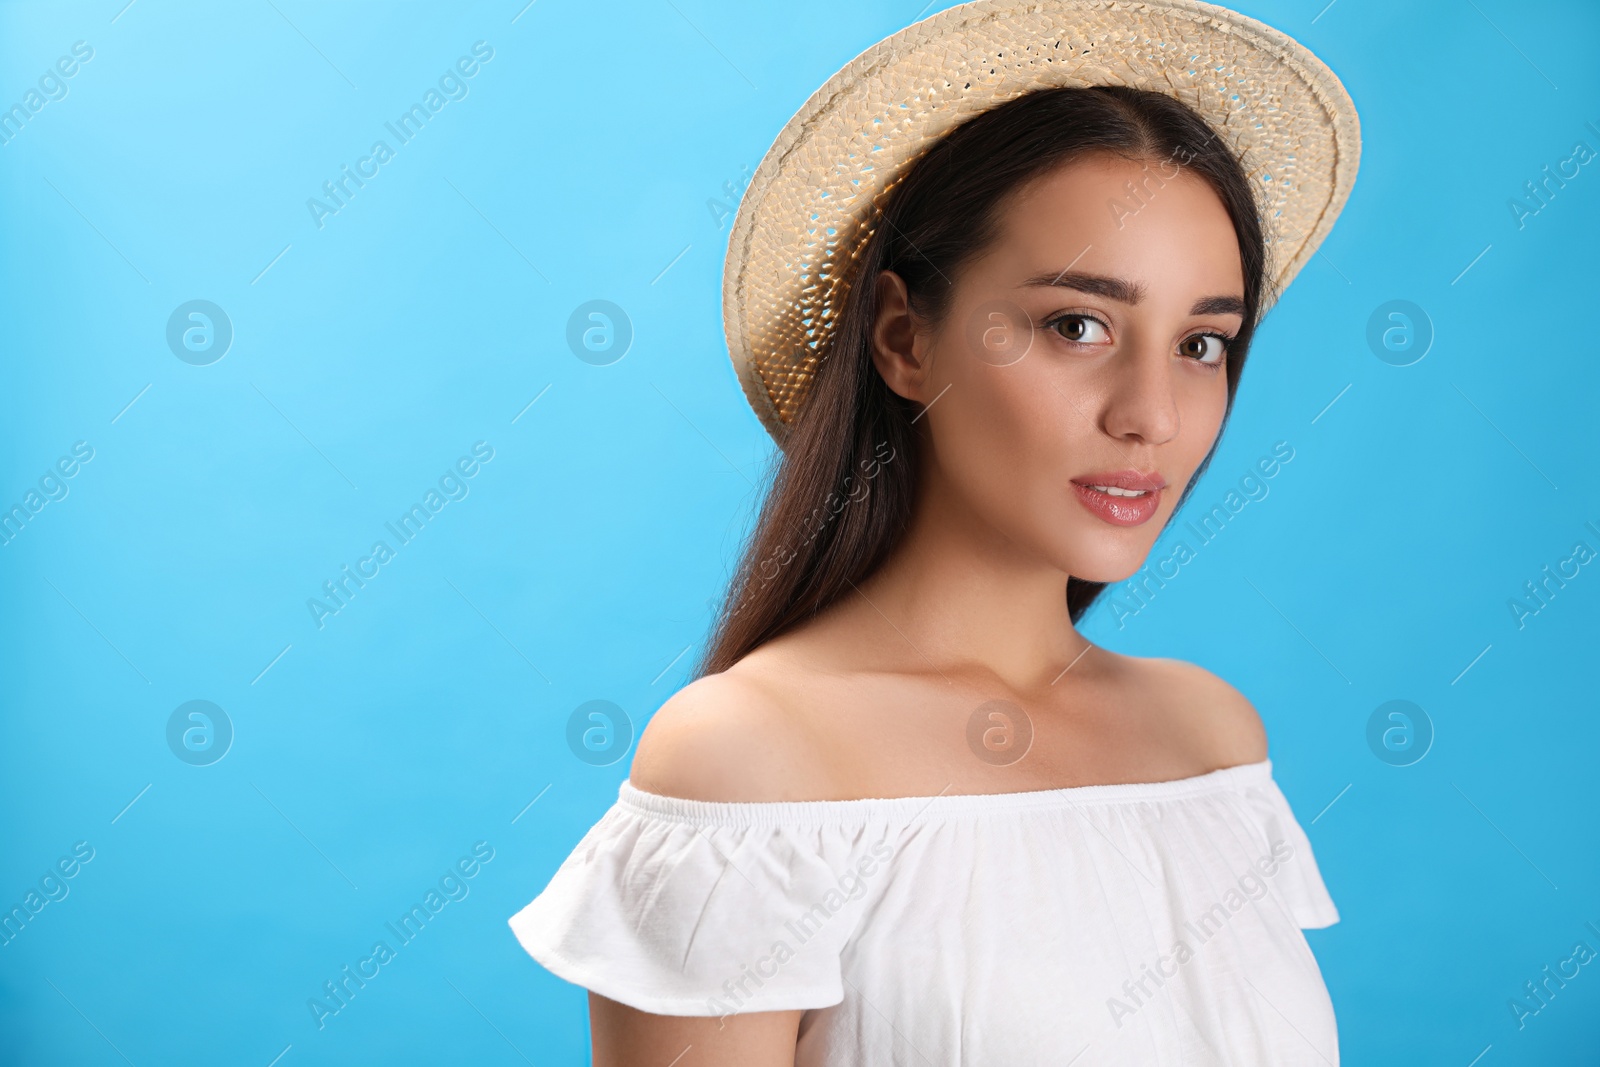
left=721, top=0, right=1360, bottom=445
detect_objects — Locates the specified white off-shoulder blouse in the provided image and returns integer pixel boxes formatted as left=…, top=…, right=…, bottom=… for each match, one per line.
left=508, top=758, right=1341, bottom=1066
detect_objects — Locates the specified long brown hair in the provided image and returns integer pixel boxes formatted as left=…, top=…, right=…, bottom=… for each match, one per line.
left=699, top=86, right=1269, bottom=677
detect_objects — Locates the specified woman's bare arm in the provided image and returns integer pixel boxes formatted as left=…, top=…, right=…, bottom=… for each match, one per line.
left=589, top=993, right=801, bottom=1066
left=588, top=672, right=819, bottom=1064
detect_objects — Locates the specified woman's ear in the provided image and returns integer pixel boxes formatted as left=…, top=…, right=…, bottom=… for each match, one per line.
left=869, top=270, right=933, bottom=403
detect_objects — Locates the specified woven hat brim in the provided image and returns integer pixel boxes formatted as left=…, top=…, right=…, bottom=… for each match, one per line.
left=722, top=0, right=1361, bottom=445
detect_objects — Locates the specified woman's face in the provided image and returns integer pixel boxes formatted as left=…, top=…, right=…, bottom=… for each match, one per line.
left=871, top=151, right=1247, bottom=584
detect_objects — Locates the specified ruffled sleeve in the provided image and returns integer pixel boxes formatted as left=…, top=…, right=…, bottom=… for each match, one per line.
left=1237, top=770, right=1340, bottom=929
left=507, top=783, right=876, bottom=1016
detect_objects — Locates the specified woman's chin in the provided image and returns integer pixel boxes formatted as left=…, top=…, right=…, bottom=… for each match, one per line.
left=1057, top=545, right=1154, bottom=585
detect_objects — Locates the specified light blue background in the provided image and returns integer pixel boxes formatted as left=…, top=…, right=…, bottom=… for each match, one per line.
left=1, top=0, right=1596, bottom=1063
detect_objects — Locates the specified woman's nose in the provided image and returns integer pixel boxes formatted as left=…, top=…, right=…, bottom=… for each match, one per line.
left=1099, top=339, right=1181, bottom=446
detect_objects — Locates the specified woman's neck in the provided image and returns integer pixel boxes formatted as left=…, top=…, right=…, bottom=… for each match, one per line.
left=842, top=470, right=1094, bottom=692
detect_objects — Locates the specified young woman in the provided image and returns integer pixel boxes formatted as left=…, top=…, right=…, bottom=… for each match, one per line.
left=511, top=2, right=1359, bottom=1063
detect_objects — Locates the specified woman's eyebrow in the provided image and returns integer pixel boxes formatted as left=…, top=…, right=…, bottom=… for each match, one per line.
left=1191, top=294, right=1246, bottom=316
left=1019, top=269, right=1144, bottom=303
left=1018, top=269, right=1244, bottom=317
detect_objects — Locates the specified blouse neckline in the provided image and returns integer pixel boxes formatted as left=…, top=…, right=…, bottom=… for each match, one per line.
left=617, top=758, right=1273, bottom=827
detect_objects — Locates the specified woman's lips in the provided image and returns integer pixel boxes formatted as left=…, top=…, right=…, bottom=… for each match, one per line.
left=1070, top=469, right=1166, bottom=526
left=1070, top=481, right=1162, bottom=526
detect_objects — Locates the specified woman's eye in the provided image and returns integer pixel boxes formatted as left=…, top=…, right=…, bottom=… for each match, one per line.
left=1179, top=333, right=1230, bottom=365
left=1049, top=314, right=1110, bottom=344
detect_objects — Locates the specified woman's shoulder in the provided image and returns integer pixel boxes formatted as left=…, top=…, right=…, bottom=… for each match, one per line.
left=1133, top=655, right=1269, bottom=767
left=628, top=646, right=1268, bottom=803
left=627, top=651, right=841, bottom=804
